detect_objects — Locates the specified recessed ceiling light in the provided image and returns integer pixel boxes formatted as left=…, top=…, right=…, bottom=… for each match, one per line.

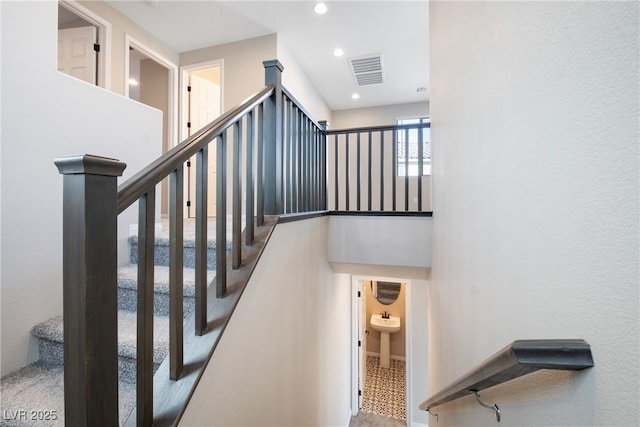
left=314, top=2, right=328, bottom=15
left=333, top=48, right=344, bottom=57
left=129, top=78, right=139, bottom=86
left=351, top=93, right=360, bottom=100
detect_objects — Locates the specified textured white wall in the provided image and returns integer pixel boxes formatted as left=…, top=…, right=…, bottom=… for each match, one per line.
left=180, top=217, right=352, bottom=427
left=277, top=40, right=332, bottom=124
left=429, top=2, right=639, bottom=426
left=1, top=1, right=162, bottom=375
left=328, top=216, right=432, bottom=268
left=331, top=102, right=429, bottom=129
left=181, top=34, right=277, bottom=112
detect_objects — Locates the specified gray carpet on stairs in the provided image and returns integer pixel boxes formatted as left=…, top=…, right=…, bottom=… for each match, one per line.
left=0, top=362, right=136, bottom=426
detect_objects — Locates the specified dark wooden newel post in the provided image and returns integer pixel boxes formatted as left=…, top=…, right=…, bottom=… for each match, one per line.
left=54, top=154, right=126, bottom=427
left=263, top=59, right=284, bottom=215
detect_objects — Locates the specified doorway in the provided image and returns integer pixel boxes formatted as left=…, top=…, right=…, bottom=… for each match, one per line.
left=57, top=1, right=110, bottom=87
left=126, top=36, right=178, bottom=216
left=352, top=276, right=412, bottom=425
left=180, top=61, right=223, bottom=218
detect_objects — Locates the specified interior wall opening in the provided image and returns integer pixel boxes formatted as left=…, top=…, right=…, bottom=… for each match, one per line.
left=181, top=62, right=222, bottom=218
left=57, top=2, right=100, bottom=85
left=353, top=276, right=411, bottom=426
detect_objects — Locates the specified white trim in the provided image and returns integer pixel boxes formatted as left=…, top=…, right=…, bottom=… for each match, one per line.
left=179, top=59, right=224, bottom=143
left=350, top=276, right=360, bottom=416
left=124, top=34, right=179, bottom=151
left=58, top=0, right=112, bottom=90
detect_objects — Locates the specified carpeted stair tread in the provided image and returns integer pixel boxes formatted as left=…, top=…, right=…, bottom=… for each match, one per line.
left=128, top=236, right=230, bottom=270
left=32, top=312, right=169, bottom=365
left=117, top=264, right=216, bottom=298
left=127, top=235, right=227, bottom=249
left=0, top=361, right=136, bottom=426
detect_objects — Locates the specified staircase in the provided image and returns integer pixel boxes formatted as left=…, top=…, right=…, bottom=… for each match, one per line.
left=0, top=229, right=220, bottom=426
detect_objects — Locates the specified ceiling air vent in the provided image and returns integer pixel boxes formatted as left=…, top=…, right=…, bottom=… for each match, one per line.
left=349, top=54, right=384, bottom=86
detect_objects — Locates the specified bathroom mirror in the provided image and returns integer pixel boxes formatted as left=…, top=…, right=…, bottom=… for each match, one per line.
left=373, top=281, right=401, bottom=305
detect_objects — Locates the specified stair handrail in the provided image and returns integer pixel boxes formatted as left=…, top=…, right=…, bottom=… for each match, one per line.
left=117, top=85, right=274, bottom=214
left=419, top=339, right=594, bottom=422
left=54, top=60, right=290, bottom=427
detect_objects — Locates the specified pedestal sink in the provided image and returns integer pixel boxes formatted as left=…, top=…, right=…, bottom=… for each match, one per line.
left=370, top=314, right=401, bottom=368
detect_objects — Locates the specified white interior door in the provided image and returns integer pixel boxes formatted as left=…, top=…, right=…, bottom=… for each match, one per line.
left=58, top=26, right=97, bottom=85
left=188, top=74, right=221, bottom=218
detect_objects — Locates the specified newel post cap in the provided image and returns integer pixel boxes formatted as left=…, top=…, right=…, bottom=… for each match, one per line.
left=54, top=154, right=127, bottom=177
left=262, top=59, right=284, bottom=72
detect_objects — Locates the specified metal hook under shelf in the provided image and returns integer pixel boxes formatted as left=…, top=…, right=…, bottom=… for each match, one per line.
left=471, top=390, right=501, bottom=422
left=427, top=409, right=439, bottom=422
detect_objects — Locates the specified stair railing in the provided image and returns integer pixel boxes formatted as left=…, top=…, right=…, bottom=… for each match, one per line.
left=53, top=57, right=430, bottom=426
left=54, top=60, right=320, bottom=426
left=327, top=122, right=431, bottom=213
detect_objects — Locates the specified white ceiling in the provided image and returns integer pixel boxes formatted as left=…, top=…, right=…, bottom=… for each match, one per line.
left=107, top=0, right=429, bottom=111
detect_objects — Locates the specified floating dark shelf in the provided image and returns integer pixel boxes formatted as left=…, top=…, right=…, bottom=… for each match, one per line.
left=419, top=339, right=594, bottom=412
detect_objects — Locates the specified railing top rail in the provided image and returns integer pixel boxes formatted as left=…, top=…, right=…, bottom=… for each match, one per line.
left=117, top=85, right=275, bottom=213
left=281, top=86, right=325, bottom=130
left=326, top=122, right=430, bottom=135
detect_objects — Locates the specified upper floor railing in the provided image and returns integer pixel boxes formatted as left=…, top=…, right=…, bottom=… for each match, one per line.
left=327, top=122, right=431, bottom=213
left=54, top=59, right=430, bottom=426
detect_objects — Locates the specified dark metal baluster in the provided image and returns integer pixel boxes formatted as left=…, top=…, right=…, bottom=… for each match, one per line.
left=216, top=133, right=227, bottom=298
left=334, top=134, right=339, bottom=210
left=232, top=121, right=242, bottom=270
left=392, top=130, right=397, bottom=212
left=380, top=131, right=385, bottom=211
left=292, top=107, right=299, bottom=213
left=307, top=118, right=311, bottom=210
left=137, top=189, right=155, bottom=427
left=345, top=133, right=350, bottom=210
left=404, top=128, right=409, bottom=211
left=368, top=131, right=372, bottom=211
left=312, top=123, right=317, bottom=210
left=256, top=103, right=265, bottom=227
left=418, top=124, right=424, bottom=212
left=319, top=121, right=328, bottom=210
left=195, top=147, right=208, bottom=336
left=246, top=110, right=255, bottom=245
left=284, top=101, right=291, bottom=214
left=356, top=132, right=361, bottom=211
left=286, top=102, right=298, bottom=212
left=301, top=117, right=307, bottom=211
left=169, top=167, right=184, bottom=380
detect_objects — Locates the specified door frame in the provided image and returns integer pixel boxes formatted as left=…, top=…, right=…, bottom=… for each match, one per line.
left=351, top=275, right=414, bottom=423
left=59, top=0, right=111, bottom=89
left=179, top=59, right=224, bottom=142
left=180, top=60, right=224, bottom=218
left=124, top=34, right=179, bottom=151
left=125, top=35, right=179, bottom=217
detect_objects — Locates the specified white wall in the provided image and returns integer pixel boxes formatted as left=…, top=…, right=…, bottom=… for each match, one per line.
left=328, top=216, right=431, bottom=268
left=1, top=1, right=162, bottom=375
left=78, top=0, right=179, bottom=96
left=181, top=34, right=278, bottom=113
left=180, top=217, right=352, bottom=427
left=277, top=40, right=332, bottom=123
left=331, top=102, right=429, bottom=129
left=429, top=2, right=639, bottom=426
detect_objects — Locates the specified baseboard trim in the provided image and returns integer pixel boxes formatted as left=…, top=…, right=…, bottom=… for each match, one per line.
left=365, top=351, right=406, bottom=362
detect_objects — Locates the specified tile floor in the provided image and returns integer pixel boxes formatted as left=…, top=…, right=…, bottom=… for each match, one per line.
left=361, top=355, right=406, bottom=422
